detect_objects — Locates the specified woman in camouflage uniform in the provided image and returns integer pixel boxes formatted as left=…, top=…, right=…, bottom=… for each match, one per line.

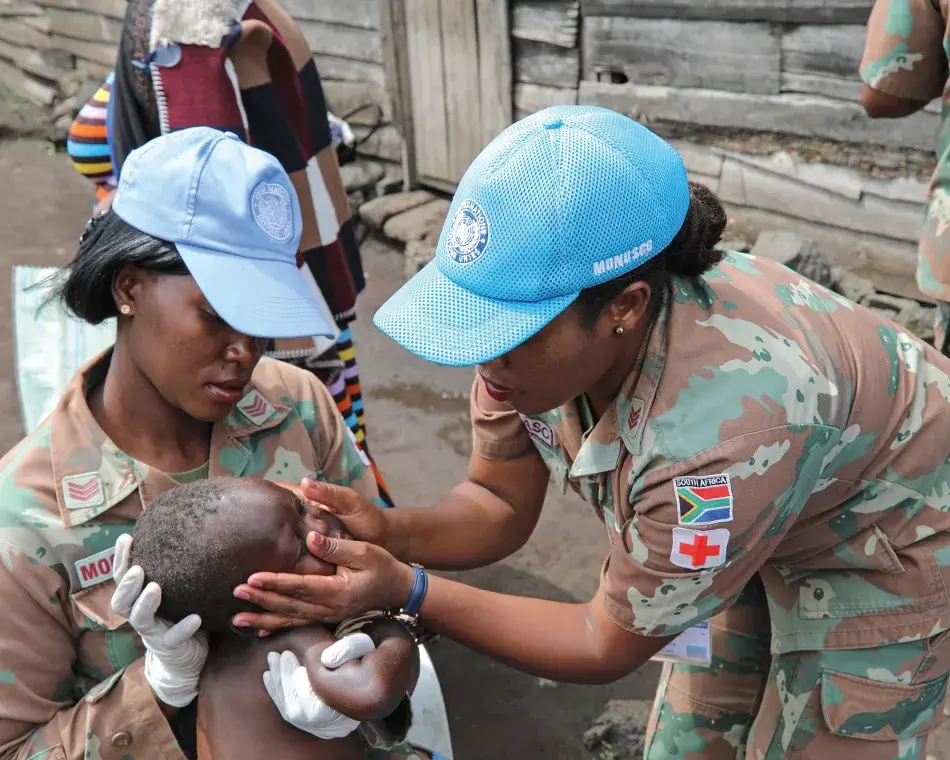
left=234, top=106, right=950, bottom=760
left=0, top=129, right=427, bottom=760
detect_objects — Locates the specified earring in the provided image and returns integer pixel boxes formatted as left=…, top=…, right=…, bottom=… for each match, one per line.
left=614, top=325, right=624, bottom=335
left=119, top=304, right=132, bottom=316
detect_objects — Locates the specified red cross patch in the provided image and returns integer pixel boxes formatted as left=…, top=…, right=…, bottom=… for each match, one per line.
left=670, top=527, right=729, bottom=570
left=62, top=473, right=104, bottom=510
left=236, top=390, right=274, bottom=425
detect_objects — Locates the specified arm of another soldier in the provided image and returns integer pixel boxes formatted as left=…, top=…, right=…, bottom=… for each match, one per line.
left=860, top=0, right=948, bottom=117
left=298, top=374, right=551, bottom=571
left=0, top=539, right=179, bottom=759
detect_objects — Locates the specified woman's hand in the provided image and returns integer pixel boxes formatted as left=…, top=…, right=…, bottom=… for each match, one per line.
left=110, top=534, right=209, bottom=710
left=233, top=534, right=415, bottom=631
left=299, top=478, right=389, bottom=546
left=262, top=634, right=373, bottom=740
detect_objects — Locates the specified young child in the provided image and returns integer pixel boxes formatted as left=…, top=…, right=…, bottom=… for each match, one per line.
left=129, top=477, right=421, bottom=760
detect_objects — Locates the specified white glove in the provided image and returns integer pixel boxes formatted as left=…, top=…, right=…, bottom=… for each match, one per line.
left=263, top=632, right=377, bottom=739
left=110, top=534, right=209, bottom=708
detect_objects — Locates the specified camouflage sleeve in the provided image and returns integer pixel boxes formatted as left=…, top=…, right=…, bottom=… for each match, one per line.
left=469, top=375, right=534, bottom=461
left=0, top=540, right=178, bottom=759
left=601, top=426, right=822, bottom=637
left=302, top=373, right=382, bottom=504
left=860, top=0, right=948, bottom=100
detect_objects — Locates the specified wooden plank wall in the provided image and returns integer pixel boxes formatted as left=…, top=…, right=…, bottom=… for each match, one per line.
left=578, top=0, right=939, bottom=151
left=511, top=0, right=581, bottom=119
left=574, top=0, right=936, bottom=292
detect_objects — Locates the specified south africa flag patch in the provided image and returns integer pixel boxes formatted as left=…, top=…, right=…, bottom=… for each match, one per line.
left=674, top=474, right=734, bottom=526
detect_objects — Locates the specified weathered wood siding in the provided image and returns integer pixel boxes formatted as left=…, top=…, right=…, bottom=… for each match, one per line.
left=512, top=0, right=580, bottom=118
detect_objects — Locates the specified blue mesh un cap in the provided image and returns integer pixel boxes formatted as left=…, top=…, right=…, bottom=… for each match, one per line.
left=112, top=127, right=335, bottom=340
left=373, top=105, right=690, bottom=367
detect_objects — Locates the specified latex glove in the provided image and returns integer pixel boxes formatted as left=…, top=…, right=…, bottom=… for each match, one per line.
left=111, top=534, right=209, bottom=708
left=263, top=633, right=377, bottom=739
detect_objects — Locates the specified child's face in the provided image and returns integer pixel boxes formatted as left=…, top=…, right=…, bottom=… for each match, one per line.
left=212, top=480, right=345, bottom=578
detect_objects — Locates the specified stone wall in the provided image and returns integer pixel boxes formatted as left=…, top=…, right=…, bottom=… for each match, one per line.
left=0, top=0, right=398, bottom=164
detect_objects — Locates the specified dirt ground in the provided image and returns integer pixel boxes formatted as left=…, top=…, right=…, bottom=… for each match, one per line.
left=0, top=139, right=659, bottom=759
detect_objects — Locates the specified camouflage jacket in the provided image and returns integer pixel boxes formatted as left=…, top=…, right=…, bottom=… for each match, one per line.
left=861, top=0, right=950, bottom=300
left=473, top=251, right=950, bottom=654
left=0, top=354, right=377, bottom=759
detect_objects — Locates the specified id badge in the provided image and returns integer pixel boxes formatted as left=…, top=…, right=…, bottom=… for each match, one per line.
left=650, top=622, right=712, bottom=667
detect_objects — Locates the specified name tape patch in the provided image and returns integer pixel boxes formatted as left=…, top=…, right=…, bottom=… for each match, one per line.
left=670, top=527, right=729, bottom=570
left=75, top=546, right=116, bottom=589
left=674, top=473, right=733, bottom=527
left=523, top=418, right=556, bottom=449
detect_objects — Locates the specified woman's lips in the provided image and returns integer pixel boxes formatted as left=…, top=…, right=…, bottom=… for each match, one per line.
left=483, top=378, right=516, bottom=403
left=206, top=381, right=247, bottom=405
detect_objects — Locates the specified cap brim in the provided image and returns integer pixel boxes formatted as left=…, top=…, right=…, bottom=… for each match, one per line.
left=373, top=260, right=578, bottom=367
left=178, top=244, right=336, bottom=339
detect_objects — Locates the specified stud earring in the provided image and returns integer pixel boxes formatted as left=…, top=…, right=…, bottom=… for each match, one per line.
left=120, top=304, right=132, bottom=316
left=614, top=325, right=624, bottom=335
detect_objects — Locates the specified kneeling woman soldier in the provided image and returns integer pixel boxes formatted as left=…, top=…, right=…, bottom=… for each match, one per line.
left=235, top=106, right=950, bottom=760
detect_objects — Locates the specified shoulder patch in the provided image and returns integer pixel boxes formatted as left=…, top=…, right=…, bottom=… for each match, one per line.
left=670, top=527, right=729, bottom=570
left=674, top=474, right=733, bottom=526
left=62, top=472, right=104, bottom=510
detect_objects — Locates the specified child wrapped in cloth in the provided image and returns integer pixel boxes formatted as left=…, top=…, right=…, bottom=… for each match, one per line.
left=126, top=477, right=421, bottom=760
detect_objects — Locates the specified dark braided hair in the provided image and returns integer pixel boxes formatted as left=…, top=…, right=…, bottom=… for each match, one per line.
left=575, top=181, right=727, bottom=328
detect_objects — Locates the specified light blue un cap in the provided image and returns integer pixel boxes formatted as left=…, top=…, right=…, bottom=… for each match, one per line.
left=373, top=105, right=690, bottom=367
left=111, top=127, right=334, bottom=340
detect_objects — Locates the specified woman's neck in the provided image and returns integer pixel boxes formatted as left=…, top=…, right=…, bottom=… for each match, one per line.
left=88, top=347, right=213, bottom=473
left=585, top=307, right=655, bottom=421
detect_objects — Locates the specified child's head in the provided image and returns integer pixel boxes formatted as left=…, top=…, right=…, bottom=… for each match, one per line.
left=130, top=477, right=348, bottom=632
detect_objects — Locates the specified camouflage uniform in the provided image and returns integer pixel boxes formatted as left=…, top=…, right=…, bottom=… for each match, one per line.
left=861, top=0, right=950, bottom=353
left=473, top=251, right=950, bottom=759
left=0, top=353, right=420, bottom=760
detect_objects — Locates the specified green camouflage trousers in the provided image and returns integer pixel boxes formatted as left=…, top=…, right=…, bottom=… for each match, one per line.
left=644, top=577, right=950, bottom=759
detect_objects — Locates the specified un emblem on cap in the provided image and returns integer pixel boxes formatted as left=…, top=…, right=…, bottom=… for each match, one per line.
left=251, top=181, right=294, bottom=243
left=448, top=199, right=489, bottom=264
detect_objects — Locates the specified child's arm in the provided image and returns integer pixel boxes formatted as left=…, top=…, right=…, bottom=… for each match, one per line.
left=302, top=620, right=419, bottom=722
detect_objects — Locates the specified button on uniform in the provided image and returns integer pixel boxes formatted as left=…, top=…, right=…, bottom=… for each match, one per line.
left=111, top=731, right=132, bottom=747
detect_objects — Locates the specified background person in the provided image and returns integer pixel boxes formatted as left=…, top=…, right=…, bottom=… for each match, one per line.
left=233, top=106, right=950, bottom=760
left=63, top=0, right=392, bottom=504
left=860, top=0, right=950, bottom=354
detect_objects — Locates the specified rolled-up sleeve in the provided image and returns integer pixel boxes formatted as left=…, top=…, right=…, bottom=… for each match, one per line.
left=469, top=375, right=534, bottom=461
left=0, top=539, right=180, bottom=760
left=601, top=427, right=823, bottom=638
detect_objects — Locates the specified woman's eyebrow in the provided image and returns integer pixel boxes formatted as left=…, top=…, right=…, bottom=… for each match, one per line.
left=291, top=495, right=306, bottom=517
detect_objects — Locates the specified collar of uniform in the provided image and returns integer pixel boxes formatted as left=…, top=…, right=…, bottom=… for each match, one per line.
left=567, top=290, right=671, bottom=477
left=49, top=354, right=292, bottom=526
left=619, top=289, right=671, bottom=458
left=50, top=353, right=148, bottom=528
left=221, top=381, right=291, bottom=438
